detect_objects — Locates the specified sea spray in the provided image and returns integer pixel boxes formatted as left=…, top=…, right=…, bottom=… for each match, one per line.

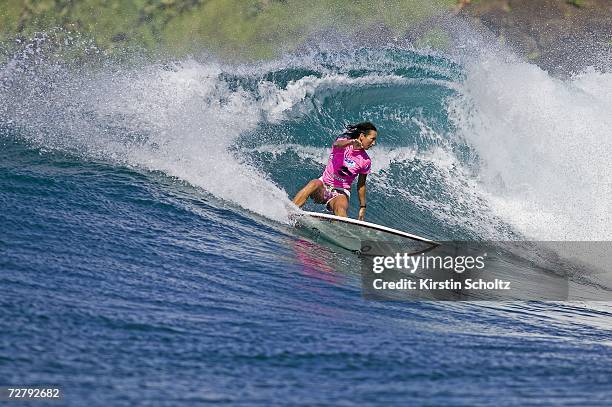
left=449, top=55, right=612, bottom=240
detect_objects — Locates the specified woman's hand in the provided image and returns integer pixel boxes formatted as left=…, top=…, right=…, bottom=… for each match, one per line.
left=358, top=206, right=366, bottom=221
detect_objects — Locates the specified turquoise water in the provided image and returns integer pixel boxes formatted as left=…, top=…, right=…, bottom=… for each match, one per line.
left=2, top=35, right=612, bottom=405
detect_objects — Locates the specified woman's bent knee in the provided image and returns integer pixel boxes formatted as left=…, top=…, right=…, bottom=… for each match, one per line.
left=308, top=179, right=323, bottom=189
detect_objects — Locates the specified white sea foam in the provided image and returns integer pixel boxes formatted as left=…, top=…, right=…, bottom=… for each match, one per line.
left=90, top=61, right=293, bottom=223
left=449, top=55, right=612, bottom=240
left=1, top=58, right=292, bottom=222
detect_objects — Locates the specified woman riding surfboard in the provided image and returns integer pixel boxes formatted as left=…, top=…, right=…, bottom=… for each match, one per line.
left=292, top=122, right=377, bottom=220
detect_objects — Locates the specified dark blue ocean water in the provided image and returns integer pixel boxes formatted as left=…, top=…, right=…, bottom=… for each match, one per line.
left=2, top=37, right=612, bottom=405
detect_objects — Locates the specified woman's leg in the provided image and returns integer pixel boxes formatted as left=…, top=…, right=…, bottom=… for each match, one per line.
left=328, top=194, right=349, bottom=217
left=292, top=179, right=324, bottom=207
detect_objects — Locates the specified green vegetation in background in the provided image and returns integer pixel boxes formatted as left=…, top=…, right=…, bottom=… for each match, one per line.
left=0, top=0, right=456, bottom=60
left=1, top=0, right=156, bottom=51
left=162, top=0, right=456, bottom=59
left=0, top=0, right=22, bottom=35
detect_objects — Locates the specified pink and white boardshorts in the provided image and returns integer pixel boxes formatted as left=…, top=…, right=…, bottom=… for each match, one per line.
left=318, top=177, right=350, bottom=211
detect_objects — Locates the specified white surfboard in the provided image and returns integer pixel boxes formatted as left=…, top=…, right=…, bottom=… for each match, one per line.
left=294, top=211, right=438, bottom=255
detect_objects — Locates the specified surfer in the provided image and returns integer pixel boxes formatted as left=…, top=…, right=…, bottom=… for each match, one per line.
left=292, top=122, right=377, bottom=220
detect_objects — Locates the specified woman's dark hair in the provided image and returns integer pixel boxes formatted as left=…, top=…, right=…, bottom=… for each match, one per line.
left=343, top=122, right=377, bottom=139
